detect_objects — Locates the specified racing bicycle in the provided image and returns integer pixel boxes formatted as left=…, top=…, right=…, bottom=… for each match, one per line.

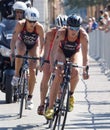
left=46, top=58, right=89, bottom=130
left=14, top=55, right=39, bottom=118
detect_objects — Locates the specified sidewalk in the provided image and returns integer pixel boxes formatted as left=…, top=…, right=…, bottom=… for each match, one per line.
left=0, top=56, right=110, bottom=130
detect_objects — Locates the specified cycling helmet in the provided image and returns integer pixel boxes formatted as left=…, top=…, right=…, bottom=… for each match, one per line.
left=25, top=0, right=31, bottom=7
left=55, top=14, right=67, bottom=27
left=25, top=7, right=39, bottom=21
left=67, top=14, right=82, bottom=27
left=13, top=1, right=27, bottom=11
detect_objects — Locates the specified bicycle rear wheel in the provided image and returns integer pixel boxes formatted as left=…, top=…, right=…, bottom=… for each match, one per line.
left=52, top=84, right=69, bottom=130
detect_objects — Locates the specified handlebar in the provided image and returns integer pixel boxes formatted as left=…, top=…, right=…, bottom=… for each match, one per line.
left=56, top=61, right=86, bottom=69
left=55, top=60, right=89, bottom=75
left=11, top=54, right=40, bottom=67
left=15, top=55, right=40, bottom=60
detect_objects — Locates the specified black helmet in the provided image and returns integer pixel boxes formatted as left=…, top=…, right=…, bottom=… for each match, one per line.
left=55, top=14, right=67, bottom=27
left=67, top=14, right=82, bottom=27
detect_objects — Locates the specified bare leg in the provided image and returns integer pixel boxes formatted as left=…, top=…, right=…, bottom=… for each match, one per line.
left=70, top=69, right=79, bottom=93
left=28, top=44, right=37, bottom=96
left=70, top=52, right=80, bottom=93
left=48, top=48, right=65, bottom=109
left=28, top=68, right=36, bottom=95
left=40, top=63, right=51, bottom=106
left=48, top=70, right=62, bottom=109
left=15, top=40, right=26, bottom=77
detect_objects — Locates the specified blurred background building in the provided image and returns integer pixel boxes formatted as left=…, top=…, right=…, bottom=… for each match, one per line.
left=33, top=0, right=65, bottom=31
left=33, top=0, right=110, bottom=31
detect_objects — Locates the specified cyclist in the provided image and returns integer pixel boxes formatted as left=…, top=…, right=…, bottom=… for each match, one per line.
left=10, top=7, right=44, bottom=110
left=7, top=1, right=27, bottom=20
left=45, top=14, right=89, bottom=119
left=37, top=15, right=67, bottom=115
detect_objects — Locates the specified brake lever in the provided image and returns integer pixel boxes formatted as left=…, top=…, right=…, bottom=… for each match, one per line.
left=86, top=65, right=89, bottom=75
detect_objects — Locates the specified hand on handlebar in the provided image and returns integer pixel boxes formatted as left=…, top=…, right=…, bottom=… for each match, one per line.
left=83, top=65, right=89, bottom=80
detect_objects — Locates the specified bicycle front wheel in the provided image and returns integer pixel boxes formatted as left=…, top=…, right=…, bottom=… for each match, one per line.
left=52, top=84, right=69, bottom=130
left=60, top=84, right=69, bottom=130
left=19, top=77, right=25, bottom=118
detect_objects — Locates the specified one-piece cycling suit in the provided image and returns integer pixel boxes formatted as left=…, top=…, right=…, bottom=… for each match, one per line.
left=18, top=22, right=39, bottom=50
left=59, top=29, right=80, bottom=58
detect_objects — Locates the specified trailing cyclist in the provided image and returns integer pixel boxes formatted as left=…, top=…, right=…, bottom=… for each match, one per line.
left=37, top=15, right=67, bottom=115
left=7, top=1, right=27, bottom=20
left=45, top=14, right=89, bottom=120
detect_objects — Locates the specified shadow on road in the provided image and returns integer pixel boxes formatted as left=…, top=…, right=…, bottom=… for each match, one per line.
left=0, top=123, right=51, bottom=130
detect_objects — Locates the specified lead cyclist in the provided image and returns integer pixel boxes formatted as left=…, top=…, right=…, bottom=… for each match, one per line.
left=45, top=14, right=89, bottom=120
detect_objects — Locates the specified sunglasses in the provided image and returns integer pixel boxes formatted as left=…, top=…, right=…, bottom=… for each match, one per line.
left=68, top=26, right=79, bottom=31
left=27, top=20, right=37, bottom=23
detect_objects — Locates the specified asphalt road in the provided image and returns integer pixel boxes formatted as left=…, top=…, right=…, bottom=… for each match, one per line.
left=0, top=57, right=110, bottom=130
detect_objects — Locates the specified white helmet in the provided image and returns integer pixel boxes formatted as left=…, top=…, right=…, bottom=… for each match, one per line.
left=25, top=7, right=39, bottom=21
left=13, top=1, right=27, bottom=11
left=25, top=0, right=31, bottom=7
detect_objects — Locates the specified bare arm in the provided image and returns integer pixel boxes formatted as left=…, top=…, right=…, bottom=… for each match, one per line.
left=43, top=32, right=50, bottom=60
left=44, top=29, right=57, bottom=61
left=37, top=24, right=45, bottom=57
left=80, top=28, right=89, bottom=79
left=80, top=28, right=89, bottom=67
left=10, top=21, right=22, bottom=55
left=50, top=31, right=61, bottom=66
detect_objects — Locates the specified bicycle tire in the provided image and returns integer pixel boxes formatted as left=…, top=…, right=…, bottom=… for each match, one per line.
left=52, top=84, right=69, bottom=130
left=24, top=77, right=28, bottom=110
left=49, top=102, right=59, bottom=129
left=19, top=73, right=25, bottom=118
left=60, top=84, right=69, bottom=130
